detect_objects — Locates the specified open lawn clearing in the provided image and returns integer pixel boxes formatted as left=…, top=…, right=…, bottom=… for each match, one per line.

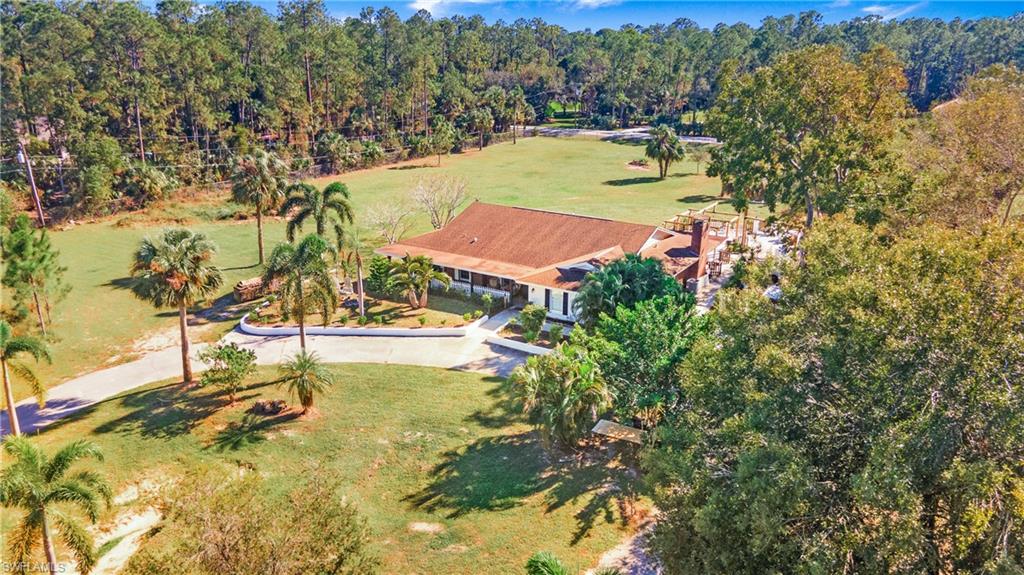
left=7, top=137, right=748, bottom=401
left=2, top=364, right=640, bottom=574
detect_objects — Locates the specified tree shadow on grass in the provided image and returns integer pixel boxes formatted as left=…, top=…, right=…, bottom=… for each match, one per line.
left=677, top=194, right=721, bottom=204
left=209, top=410, right=300, bottom=452
left=91, top=383, right=258, bottom=440
left=388, top=163, right=436, bottom=171
left=464, top=376, right=523, bottom=429
left=404, top=430, right=640, bottom=543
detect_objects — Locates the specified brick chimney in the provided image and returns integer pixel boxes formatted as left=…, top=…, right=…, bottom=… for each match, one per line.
left=692, top=218, right=710, bottom=279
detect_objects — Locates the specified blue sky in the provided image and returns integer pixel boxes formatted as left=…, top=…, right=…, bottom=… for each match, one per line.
left=300, top=1, right=1022, bottom=29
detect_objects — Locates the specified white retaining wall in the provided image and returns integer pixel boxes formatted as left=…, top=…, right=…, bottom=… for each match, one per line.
left=239, top=313, right=489, bottom=338
left=484, top=335, right=552, bottom=355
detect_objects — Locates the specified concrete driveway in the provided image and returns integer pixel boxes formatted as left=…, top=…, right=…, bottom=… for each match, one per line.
left=2, top=315, right=526, bottom=436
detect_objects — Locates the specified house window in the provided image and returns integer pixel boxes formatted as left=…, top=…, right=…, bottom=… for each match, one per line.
left=562, top=292, right=569, bottom=316
left=544, top=288, right=551, bottom=310
left=458, top=269, right=470, bottom=282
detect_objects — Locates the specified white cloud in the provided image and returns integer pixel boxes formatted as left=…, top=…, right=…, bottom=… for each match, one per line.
left=409, top=0, right=620, bottom=14
left=862, top=1, right=927, bottom=20
left=573, top=0, right=623, bottom=7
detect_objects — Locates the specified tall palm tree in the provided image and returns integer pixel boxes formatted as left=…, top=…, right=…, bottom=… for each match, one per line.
left=230, top=149, right=290, bottom=265
left=645, top=125, right=686, bottom=179
left=342, top=227, right=368, bottom=317
left=278, top=350, right=333, bottom=415
left=130, top=229, right=223, bottom=385
left=263, top=234, right=338, bottom=350
left=0, top=437, right=111, bottom=575
left=1, top=320, right=50, bottom=437
left=388, top=254, right=451, bottom=309
left=281, top=182, right=354, bottom=247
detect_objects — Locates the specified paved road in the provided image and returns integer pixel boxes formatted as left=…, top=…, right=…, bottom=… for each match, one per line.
left=2, top=312, right=525, bottom=436
left=532, top=125, right=719, bottom=144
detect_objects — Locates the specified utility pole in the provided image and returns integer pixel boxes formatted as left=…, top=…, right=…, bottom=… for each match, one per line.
left=16, top=140, right=46, bottom=227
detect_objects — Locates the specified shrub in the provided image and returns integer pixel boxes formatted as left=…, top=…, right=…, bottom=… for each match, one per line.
left=197, top=343, right=257, bottom=404
left=519, top=304, right=548, bottom=338
left=472, top=309, right=483, bottom=319
left=524, top=329, right=540, bottom=343
left=418, top=316, right=427, bottom=326
left=374, top=315, right=386, bottom=325
left=357, top=315, right=369, bottom=326
left=481, top=293, right=494, bottom=315
left=462, top=312, right=473, bottom=322
left=440, top=319, right=447, bottom=326
left=548, top=324, right=564, bottom=344
left=365, top=256, right=395, bottom=296
left=337, top=315, right=349, bottom=326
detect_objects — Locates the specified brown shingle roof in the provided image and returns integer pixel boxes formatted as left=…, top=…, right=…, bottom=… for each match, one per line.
left=377, top=202, right=657, bottom=278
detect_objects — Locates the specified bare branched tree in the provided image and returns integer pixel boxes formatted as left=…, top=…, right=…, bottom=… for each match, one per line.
left=365, top=202, right=413, bottom=244
left=410, top=176, right=467, bottom=230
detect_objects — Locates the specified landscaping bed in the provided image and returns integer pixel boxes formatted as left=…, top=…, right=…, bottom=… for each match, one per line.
left=248, top=293, right=485, bottom=329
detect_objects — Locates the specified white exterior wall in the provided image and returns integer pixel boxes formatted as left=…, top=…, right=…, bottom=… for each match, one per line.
left=524, top=284, right=577, bottom=322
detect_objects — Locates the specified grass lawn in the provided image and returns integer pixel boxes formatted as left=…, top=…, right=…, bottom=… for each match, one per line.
left=3, top=364, right=639, bottom=573
left=255, top=293, right=484, bottom=329
left=5, top=136, right=751, bottom=401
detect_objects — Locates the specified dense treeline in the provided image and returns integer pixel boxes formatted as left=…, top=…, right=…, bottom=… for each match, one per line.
left=1, top=0, right=1022, bottom=214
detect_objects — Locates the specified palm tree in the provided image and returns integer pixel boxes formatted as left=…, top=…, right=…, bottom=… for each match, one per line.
left=230, top=149, right=289, bottom=265
left=0, top=437, right=111, bottom=575
left=130, top=229, right=223, bottom=385
left=512, top=344, right=611, bottom=447
left=342, top=227, right=368, bottom=317
left=388, top=254, right=451, bottom=309
left=281, top=182, right=354, bottom=247
left=1, top=320, right=50, bottom=437
left=278, top=350, right=333, bottom=415
left=263, top=234, right=338, bottom=350
left=645, top=125, right=686, bottom=179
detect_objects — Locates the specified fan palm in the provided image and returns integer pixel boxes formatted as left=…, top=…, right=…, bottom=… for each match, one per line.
left=512, top=344, right=611, bottom=447
left=230, top=149, right=290, bottom=265
left=388, top=254, right=451, bottom=309
left=281, top=182, right=354, bottom=247
left=130, top=229, right=223, bottom=385
left=1, top=320, right=51, bottom=436
left=0, top=437, right=111, bottom=575
left=278, top=350, right=333, bottom=414
left=645, top=125, right=686, bottom=179
left=263, top=234, right=338, bottom=350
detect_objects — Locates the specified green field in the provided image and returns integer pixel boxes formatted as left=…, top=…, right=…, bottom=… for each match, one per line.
left=3, top=364, right=636, bottom=573
left=9, top=136, right=746, bottom=399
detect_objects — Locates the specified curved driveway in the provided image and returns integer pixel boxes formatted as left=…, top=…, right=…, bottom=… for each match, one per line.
left=1, top=311, right=525, bottom=436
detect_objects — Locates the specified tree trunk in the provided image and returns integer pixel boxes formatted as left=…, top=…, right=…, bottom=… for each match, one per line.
left=805, top=193, right=815, bottom=228
left=178, top=302, right=193, bottom=384
left=134, top=95, right=146, bottom=163
left=407, top=289, right=419, bottom=309
left=256, top=207, right=265, bottom=265
left=478, top=132, right=484, bottom=151
left=420, top=286, right=429, bottom=308
left=32, top=289, right=47, bottom=337
left=42, top=510, right=58, bottom=575
left=356, top=257, right=365, bottom=317
left=297, top=274, right=306, bottom=349
left=2, top=359, right=21, bottom=436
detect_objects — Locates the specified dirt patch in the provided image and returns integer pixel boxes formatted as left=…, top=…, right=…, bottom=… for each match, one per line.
left=586, top=519, right=661, bottom=575
left=626, top=163, right=651, bottom=171
left=408, top=522, right=445, bottom=534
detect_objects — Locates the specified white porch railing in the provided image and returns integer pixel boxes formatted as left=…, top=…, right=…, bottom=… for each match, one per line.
left=437, top=279, right=512, bottom=302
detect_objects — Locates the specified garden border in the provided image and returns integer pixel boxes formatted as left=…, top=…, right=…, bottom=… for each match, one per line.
left=484, top=335, right=552, bottom=355
left=239, top=312, right=489, bottom=337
